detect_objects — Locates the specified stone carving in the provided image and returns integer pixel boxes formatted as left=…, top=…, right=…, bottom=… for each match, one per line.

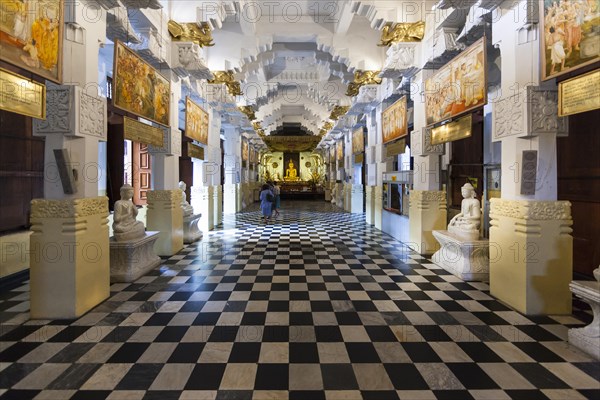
left=147, top=190, right=183, bottom=204
left=171, top=128, right=182, bottom=157
left=410, top=190, right=446, bottom=203
left=346, top=71, right=382, bottom=97
left=34, top=85, right=72, bottom=135
left=378, top=21, right=425, bottom=46
left=423, top=127, right=445, bottom=155
left=568, top=277, right=600, bottom=360
left=79, top=92, right=106, bottom=139
left=527, top=87, right=569, bottom=135
left=209, top=71, right=243, bottom=96
left=448, top=183, right=481, bottom=240
left=179, top=181, right=194, bottom=217
left=383, top=44, right=415, bottom=71
left=490, top=198, right=572, bottom=220
left=30, top=197, right=108, bottom=219
left=132, top=28, right=168, bottom=68
left=113, top=185, right=145, bottom=241
left=106, top=7, right=142, bottom=44
left=494, top=93, right=524, bottom=139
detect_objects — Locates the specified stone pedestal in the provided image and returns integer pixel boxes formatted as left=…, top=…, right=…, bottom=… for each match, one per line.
left=568, top=280, right=600, bottom=360
left=183, top=214, right=202, bottom=243
left=214, top=185, right=223, bottom=226
left=432, top=230, right=490, bottom=281
left=409, top=191, right=447, bottom=255
left=109, top=232, right=161, bottom=283
left=336, top=183, right=344, bottom=209
left=351, top=184, right=364, bottom=214
left=193, top=186, right=214, bottom=232
left=345, top=184, right=352, bottom=212
left=223, top=184, right=237, bottom=215
left=490, top=199, right=573, bottom=315
left=374, top=185, right=383, bottom=230
left=146, top=190, right=184, bottom=257
left=365, top=186, right=375, bottom=225
left=29, top=197, right=110, bottom=319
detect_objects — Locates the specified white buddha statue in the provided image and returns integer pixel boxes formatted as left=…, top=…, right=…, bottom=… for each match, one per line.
left=179, top=181, right=194, bottom=217
left=113, top=184, right=146, bottom=241
left=448, top=182, right=481, bottom=240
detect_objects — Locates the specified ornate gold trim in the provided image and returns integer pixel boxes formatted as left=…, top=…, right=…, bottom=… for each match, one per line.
left=346, top=71, right=382, bottom=97
left=378, top=21, right=425, bottom=46
left=319, top=121, right=334, bottom=137
left=168, top=20, right=215, bottom=47
left=239, top=106, right=256, bottom=121
left=490, top=198, right=572, bottom=220
left=208, top=71, right=242, bottom=96
left=329, top=106, right=350, bottom=121
left=30, top=197, right=109, bottom=219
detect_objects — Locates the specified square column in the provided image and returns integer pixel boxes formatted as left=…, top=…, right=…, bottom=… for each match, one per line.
left=146, top=190, right=183, bottom=256
left=351, top=184, right=364, bottom=214
left=237, top=184, right=243, bottom=212
left=408, top=191, right=447, bottom=255
left=30, top=197, right=110, bottom=319
left=193, top=186, right=214, bottom=232
left=223, top=184, right=238, bottom=215
left=365, top=186, right=375, bottom=225
left=214, top=185, right=223, bottom=226
left=490, top=199, right=573, bottom=315
left=373, top=185, right=383, bottom=230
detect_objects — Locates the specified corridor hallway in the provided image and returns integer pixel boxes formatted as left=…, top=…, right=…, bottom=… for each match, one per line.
left=0, top=202, right=598, bottom=400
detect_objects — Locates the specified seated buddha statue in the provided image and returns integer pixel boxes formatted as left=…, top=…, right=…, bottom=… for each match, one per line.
left=113, top=184, right=146, bottom=241
left=448, top=182, right=481, bottom=240
left=285, top=160, right=299, bottom=181
left=179, top=181, right=194, bottom=217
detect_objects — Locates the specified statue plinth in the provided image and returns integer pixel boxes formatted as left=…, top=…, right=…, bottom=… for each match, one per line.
left=110, top=232, right=162, bottom=283
left=184, top=213, right=202, bottom=244
left=432, top=230, right=490, bottom=282
left=568, top=279, right=600, bottom=360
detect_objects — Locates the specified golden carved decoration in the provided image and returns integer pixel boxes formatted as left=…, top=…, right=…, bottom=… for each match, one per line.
left=252, top=121, right=266, bottom=138
left=319, top=121, right=334, bottom=137
left=329, top=105, right=350, bottom=121
left=208, top=71, right=242, bottom=96
left=239, top=106, right=256, bottom=121
left=378, top=21, right=425, bottom=46
left=346, top=71, right=382, bottom=97
left=167, top=20, right=215, bottom=47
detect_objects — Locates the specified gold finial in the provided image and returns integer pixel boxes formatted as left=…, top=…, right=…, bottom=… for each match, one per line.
left=329, top=106, right=350, bottom=121
left=346, top=71, right=382, bottom=97
left=168, top=20, right=215, bottom=47
left=378, top=21, right=425, bottom=47
left=208, top=71, right=243, bottom=96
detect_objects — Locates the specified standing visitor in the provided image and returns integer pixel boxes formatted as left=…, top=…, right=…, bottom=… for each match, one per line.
left=259, top=184, right=274, bottom=224
left=272, top=181, right=281, bottom=217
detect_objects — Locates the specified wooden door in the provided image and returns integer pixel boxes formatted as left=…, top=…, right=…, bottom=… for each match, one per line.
left=133, top=142, right=151, bottom=205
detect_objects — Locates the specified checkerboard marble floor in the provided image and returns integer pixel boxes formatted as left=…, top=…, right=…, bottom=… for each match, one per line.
left=1, top=201, right=598, bottom=400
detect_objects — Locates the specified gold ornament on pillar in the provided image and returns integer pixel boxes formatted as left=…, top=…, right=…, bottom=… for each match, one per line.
left=346, top=71, right=382, bottom=97
left=253, top=121, right=266, bottom=138
left=329, top=105, right=350, bottom=121
left=167, top=20, right=215, bottom=47
left=319, top=121, right=334, bottom=137
left=208, top=71, right=243, bottom=96
left=239, top=106, right=257, bottom=122
left=377, top=21, right=425, bottom=46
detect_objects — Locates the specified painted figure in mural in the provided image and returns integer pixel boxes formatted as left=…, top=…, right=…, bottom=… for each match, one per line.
left=179, top=181, right=194, bottom=217
left=448, top=182, right=481, bottom=240
left=285, top=159, right=298, bottom=181
left=113, top=184, right=146, bottom=241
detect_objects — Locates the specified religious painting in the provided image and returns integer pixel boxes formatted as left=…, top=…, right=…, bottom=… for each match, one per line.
left=249, top=146, right=255, bottom=164
left=241, top=138, right=249, bottom=162
left=336, top=140, right=344, bottom=162
left=113, top=40, right=170, bottom=126
left=352, top=127, right=365, bottom=154
left=382, top=96, right=408, bottom=144
left=0, top=0, right=63, bottom=83
left=541, top=0, right=600, bottom=80
left=185, top=97, right=209, bottom=145
left=425, top=37, right=486, bottom=126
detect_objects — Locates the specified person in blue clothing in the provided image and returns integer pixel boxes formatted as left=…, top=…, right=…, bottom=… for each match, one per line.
left=259, top=183, right=274, bottom=223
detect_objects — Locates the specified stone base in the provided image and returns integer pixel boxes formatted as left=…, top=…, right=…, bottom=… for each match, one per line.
left=110, top=232, right=161, bottom=283
left=432, top=230, right=490, bottom=281
left=568, top=280, right=600, bottom=360
left=409, top=191, right=447, bottom=255
left=183, top=213, right=202, bottom=244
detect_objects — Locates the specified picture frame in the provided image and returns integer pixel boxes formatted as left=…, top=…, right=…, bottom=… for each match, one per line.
left=382, top=96, right=408, bottom=144
left=185, top=97, right=209, bottom=145
left=0, top=0, right=64, bottom=83
left=113, top=40, right=171, bottom=126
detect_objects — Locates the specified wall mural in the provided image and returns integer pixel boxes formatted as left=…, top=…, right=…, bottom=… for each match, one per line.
left=0, top=0, right=63, bottom=82
left=185, top=97, right=209, bottom=145
left=113, top=40, right=170, bottom=126
left=382, top=96, right=407, bottom=144
left=336, top=140, right=344, bottom=162
left=352, top=127, right=365, bottom=154
left=425, top=37, right=486, bottom=126
left=541, top=0, right=600, bottom=80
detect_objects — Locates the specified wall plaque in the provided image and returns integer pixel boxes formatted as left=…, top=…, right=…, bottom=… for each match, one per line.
left=385, top=139, right=406, bottom=158
left=0, top=67, right=45, bottom=119
left=558, top=69, right=600, bottom=117
left=188, top=143, right=205, bottom=160
left=123, top=116, right=163, bottom=146
left=520, top=150, right=538, bottom=196
left=431, top=114, right=472, bottom=145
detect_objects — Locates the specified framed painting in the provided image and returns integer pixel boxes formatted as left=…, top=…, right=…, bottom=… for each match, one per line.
left=336, top=140, right=343, bottom=162
left=185, top=97, right=209, bottom=145
left=0, top=0, right=63, bottom=83
left=352, top=126, right=365, bottom=154
left=382, top=96, right=408, bottom=144
left=540, top=0, right=600, bottom=80
left=425, top=37, right=487, bottom=126
left=113, top=40, right=171, bottom=126
left=242, top=138, right=249, bottom=162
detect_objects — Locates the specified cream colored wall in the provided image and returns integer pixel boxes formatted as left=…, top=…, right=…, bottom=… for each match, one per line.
left=0, top=231, right=32, bottom=278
